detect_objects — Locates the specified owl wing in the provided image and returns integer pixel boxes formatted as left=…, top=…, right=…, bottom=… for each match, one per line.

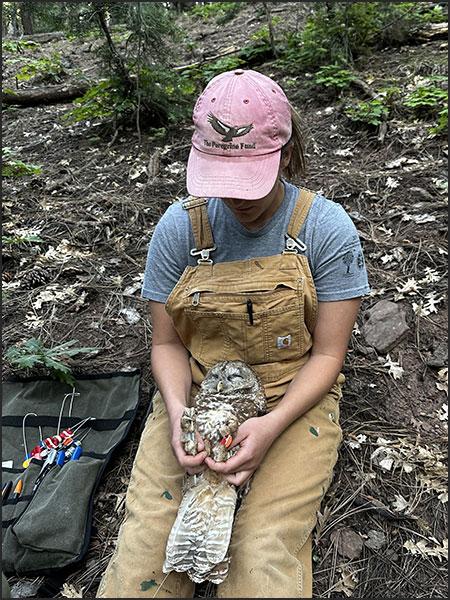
left=164, top=475, right=236, bottom=584
left=186, top=478, right=236, bottom=583
left=163, top=480, right=202, bottom=573
left=203, top=480, right=237, bottom=564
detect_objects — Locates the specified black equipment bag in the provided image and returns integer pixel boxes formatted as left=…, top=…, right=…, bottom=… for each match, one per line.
left=2, top=370, right=141, bottom=575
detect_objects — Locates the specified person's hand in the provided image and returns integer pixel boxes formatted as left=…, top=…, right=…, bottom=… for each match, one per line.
left=204, top=415, right=276, bottom=488
left=169, top=405, right=207, bottom=475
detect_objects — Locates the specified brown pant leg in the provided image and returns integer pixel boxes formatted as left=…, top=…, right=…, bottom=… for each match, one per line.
left=97, top=392, right=195, bottom=598
left=217, top=383, right=343, bottom=599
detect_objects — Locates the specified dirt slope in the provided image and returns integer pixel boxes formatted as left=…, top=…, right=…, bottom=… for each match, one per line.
left=2, top=3, right=448, bottom=597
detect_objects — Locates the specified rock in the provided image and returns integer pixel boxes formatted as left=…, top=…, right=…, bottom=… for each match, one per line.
left=362, top=300, right=410, bottom=353
left=385, top=548, right=400, bottom=562
left=330, top=527, right=364, bottom=560
left=426, top=341, right=448, bottom=368
left=120, top=307, right=141, bottom=325
left=364, top=529, right=386, bottom=550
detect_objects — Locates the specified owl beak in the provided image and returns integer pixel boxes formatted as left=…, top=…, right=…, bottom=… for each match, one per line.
left=217, top=380, right=223, bottom=392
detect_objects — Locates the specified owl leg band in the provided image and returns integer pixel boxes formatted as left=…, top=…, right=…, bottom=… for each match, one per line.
left=221, top=435, right=233, bottom=448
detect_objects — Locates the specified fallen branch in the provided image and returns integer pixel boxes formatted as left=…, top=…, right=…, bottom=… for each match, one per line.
left=415, top=22, right=448, bottom=42
left=2, top=83, right=90, bottom=106
left=173, top=47, right=240, bottom=71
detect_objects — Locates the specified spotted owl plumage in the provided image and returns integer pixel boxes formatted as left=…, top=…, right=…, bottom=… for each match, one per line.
left=163, top=360, right=266, bottom=584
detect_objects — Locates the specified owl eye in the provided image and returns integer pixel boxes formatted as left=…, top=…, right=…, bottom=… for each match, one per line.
left=227, top=373, right=243, bottom=381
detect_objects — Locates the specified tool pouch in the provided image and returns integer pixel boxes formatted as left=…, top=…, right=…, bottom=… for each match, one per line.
left=1, top=371, right=141, bottom=575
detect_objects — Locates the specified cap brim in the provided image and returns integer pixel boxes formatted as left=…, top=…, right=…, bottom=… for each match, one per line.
left=186, top=146, right=281, bottom=200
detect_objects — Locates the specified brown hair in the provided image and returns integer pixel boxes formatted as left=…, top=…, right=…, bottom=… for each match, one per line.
left=281, top=104, right=307, bottom=180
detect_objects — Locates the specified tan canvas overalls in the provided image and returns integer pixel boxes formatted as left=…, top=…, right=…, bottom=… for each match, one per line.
left=98, top=189, right=344, bottom=599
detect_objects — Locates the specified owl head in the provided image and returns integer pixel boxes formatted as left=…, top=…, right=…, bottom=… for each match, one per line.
left=200, top=360, right=266, bottom=412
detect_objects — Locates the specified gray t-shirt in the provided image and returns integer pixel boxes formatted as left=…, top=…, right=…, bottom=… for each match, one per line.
left=142, top=181, right=370, bottom=302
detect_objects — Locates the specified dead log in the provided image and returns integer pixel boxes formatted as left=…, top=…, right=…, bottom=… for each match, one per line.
left=22, top=31, right=65, bottom=43
left=415, top=22, right=448, bottom=42
left=2, top=83, right=89, bottom=106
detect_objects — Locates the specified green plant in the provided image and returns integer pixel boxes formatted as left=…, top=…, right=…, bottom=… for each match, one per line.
left=216, top=2, right=243, bottom=26
left=315, top=64, right=355, bottom=89
left=6, top=338, right=100, bottom=385
left=198, top=56, right=246, bottom=83
left=287, top=3, right=382, bottom=68
left=404, top=85, right=448, bottom=115
left=430, top=106, right=448, bottom=134
left=278, top=2, right=446, bottom=72
left=399, top=2, right=447, bottom=24
left=62, top=80, right=133, bottom=123
left=65, top=3, right=188, bottom=129
left=2, top=39, right=40, bottom=52
left=189, top=2, right=242, bottom=24
left=345, top=98, right=389, bottom=126
left=378, top=85, right=402, bottom=102
left=64, top=65, right=196, bottom=126
left=2, top=234, right=44, bottom=244
left=237, top=41, right=273, bottom=64
left=250, top=20, right=279, bottom=46
left=2, top=147, right=42, bottom=178
left=13, top=52, right=66, bottom=83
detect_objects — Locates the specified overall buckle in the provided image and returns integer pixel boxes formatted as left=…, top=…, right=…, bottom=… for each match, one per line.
left=190, top=245, right=217, bottom=264
left=284, top=234, right=307, bottom=254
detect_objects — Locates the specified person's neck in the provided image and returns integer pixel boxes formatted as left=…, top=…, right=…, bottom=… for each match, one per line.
left=243, top=179, right=285, bottom=232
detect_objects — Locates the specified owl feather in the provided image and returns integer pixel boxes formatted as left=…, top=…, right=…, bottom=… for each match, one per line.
left=163, top=360, right=266, bottom=584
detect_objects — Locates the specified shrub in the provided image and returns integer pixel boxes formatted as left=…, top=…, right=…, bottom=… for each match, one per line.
left=6, top=338, right=99, bottom=386
left=278, top=2, right=447, bottom=72
left=2, top=40, right=40, bottom=53
left=2, top=147, right=42, bottom=178
left=344, top=98, right=389, bottom=127
left=404, top=85, right=448, bottom=117
left=7, top=53, right=66, bottom=84
left=315, top=64, right=356, bottom=89
left=189, top=2, right=243, bottom=24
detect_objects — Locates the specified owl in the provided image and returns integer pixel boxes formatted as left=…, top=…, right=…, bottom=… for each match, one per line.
left=163, top=360, right=266, bottom=584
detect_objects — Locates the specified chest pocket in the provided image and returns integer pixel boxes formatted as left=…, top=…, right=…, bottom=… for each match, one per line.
left=182, top=278, right=306, bottom=368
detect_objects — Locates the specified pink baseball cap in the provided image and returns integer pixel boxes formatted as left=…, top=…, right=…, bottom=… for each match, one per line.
left=186, top=69, right=292, bottom=200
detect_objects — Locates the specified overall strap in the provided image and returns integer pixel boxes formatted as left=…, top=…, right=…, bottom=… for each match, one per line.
left=182, top=197, right=216, bottom=263
left=287, top=188, right=316, bottom=238
left=285, top=188, right=316, bottom=253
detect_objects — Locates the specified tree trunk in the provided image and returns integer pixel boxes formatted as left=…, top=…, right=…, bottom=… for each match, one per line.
left=262, top=2, right=279, bottom=59
left=94, top=4, right=132, bottom=94
left=19, top=4, right=34, bottom=35
left=10, top=3, right=19, bottom=36
left=2, top=84, right=90, bottom=106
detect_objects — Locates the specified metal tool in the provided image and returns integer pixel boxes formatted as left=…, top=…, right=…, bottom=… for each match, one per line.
left=22, top=413, right=43, bottom=468
left=54, top=428, right=92, bottom=466
left=57, top=387, right=80, bottom=435
left=31, top=449, right=57, bottom=494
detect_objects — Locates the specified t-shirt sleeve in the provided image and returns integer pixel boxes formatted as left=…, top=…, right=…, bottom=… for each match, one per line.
left=141, top=206, right=190, bottom=303
left=308, top=201, right=370, bottom=301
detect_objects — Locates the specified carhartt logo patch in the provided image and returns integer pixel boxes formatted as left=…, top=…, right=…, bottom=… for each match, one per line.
left=277, top=335, right=291, bottom=349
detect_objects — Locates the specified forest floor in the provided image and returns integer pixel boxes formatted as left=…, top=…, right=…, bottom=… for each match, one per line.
left=2, top=3, right=448, bottom=598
